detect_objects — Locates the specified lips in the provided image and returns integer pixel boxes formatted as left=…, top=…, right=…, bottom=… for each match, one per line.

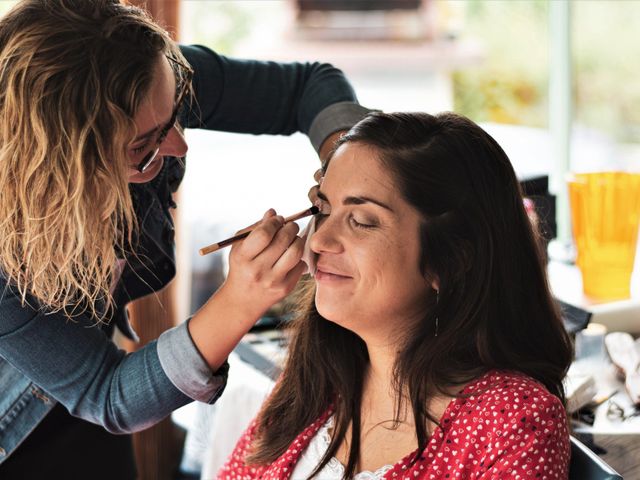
left=315, top=263, right=353, bottom=281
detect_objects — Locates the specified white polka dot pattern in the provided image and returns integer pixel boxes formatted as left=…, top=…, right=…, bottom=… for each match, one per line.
left=216, top=370, right=570, bottom=480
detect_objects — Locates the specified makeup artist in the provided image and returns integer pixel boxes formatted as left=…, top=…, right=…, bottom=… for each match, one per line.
left=0, top=0, right=371, bottom=478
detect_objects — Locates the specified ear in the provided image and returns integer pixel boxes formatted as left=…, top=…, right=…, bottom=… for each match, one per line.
left=425, top=272, right=439, bottom=291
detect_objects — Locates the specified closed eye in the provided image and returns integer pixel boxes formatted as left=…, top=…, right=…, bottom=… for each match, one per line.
left=132, top=143, right=149, bottom=155
left=349, top=215, right=376, bottom=229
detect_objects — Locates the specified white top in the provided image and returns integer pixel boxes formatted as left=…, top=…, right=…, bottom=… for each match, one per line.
left=290, top=417, right=394, bottom=480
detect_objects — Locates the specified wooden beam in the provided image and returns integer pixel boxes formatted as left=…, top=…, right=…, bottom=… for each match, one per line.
left=120, top=3, right=185, bottom=479
left=124, top=0, right=181, bottom=39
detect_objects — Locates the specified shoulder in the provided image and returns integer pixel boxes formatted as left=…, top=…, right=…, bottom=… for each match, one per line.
left=443, top=370, right=569, bottom=448
left=456, top=370, right=566, bottom=424
left=438, top=371, right=569, bottom=478
left=466, top=370, right=559, bottom=402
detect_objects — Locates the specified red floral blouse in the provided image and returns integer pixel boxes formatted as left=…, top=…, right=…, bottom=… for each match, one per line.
left=217, top=370, right=570, bottom=479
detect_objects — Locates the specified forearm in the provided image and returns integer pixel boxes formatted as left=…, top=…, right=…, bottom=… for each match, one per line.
left=78, top=341, right=191, bottom=432
left=187, top=282, right=265, bottom=371
left=0, top=276, right=227, bottom=433
left=180, top=44, right=372, bottom=151
left=185, top=211, right=305, bottom=372
left=0, top=316, right=191, bottom=433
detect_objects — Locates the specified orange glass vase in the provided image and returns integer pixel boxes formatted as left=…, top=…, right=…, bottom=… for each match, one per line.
left=568, top=172, right=640, bottom=301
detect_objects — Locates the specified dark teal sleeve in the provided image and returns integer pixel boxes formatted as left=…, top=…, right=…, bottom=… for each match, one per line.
left=179, top=44, right=371, bottom=151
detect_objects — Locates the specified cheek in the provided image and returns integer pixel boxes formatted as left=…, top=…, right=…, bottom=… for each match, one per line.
left=364, top=240, right=428, bottom=303
left=354, top=235, right=411, bottom=285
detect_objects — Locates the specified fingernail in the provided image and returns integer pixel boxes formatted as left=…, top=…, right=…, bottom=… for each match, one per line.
left=264, top=208, right=276, bottom=218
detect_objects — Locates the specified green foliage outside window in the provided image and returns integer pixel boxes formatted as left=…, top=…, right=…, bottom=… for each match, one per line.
left=453, top=0, right=640, bottom=144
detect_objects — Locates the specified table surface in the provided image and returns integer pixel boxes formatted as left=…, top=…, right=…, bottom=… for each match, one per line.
left=589, top=433, right=640, bottom=478
left=548, top=261, right=640, bottom=476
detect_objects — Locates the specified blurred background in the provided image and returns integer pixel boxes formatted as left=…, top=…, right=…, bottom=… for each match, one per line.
left=173, top=0, right=640, bottom=322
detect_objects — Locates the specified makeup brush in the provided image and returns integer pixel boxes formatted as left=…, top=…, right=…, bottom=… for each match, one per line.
left=199, top=205, right=319, bottom=256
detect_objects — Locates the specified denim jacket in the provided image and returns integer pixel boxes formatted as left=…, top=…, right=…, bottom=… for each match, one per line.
left=0, top=44, right=370, bottom=463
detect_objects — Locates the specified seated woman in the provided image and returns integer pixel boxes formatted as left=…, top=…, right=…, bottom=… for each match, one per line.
left=217, top=111, right=573, bottom=480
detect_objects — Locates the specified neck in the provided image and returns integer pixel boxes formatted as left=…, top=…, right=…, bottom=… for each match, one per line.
left=364, top=341, right=397, bottom=392
left=361, top=340, right=408, bottom=424
left=360, top=336, right=454, bottom=428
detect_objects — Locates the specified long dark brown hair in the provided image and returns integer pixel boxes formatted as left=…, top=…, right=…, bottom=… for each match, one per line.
left=248, top=112, right=573, bottom=479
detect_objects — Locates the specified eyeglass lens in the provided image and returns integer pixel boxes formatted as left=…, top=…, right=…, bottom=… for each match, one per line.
left=136, top=56, right=192, bottom=173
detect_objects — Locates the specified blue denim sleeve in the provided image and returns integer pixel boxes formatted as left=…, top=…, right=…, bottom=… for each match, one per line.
left=157, top=319, right=228, bottom=404
left=179, top=44, right=372, bottom=152
left=0, top=282, right=226, bottom=434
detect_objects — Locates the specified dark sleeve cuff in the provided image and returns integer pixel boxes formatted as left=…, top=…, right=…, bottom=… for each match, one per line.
left=308, top=102, right=378, bottom=152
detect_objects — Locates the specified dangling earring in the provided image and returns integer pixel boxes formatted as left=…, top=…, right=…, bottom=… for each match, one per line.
left=435, top=289, right=439, bottom=337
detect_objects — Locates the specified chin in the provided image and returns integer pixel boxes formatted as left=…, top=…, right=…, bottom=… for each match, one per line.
left=314, top=292, right=334, bottom=319
left=314, top=297, right=352, bottom=330
left=315, top=298, right=337, bottom=322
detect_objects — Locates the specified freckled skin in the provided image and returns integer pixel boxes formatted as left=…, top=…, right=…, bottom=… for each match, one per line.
left=310, top=142, right=432, bottom=345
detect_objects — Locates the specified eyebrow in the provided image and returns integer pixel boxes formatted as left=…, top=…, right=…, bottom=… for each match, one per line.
left=132, top=126, right=160, bottom=143
left=131, top=89, right=179, bottom=143
left=317, top=190, right=394, bottom=212
left=131, top=106, right=176, bottom=143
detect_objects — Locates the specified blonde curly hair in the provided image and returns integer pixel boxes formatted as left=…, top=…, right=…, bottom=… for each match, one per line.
left=0, top=0, right=187, bottom=321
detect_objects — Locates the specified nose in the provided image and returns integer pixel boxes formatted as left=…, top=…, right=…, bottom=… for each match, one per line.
left=309, top=216, right=343, bottom=255
left=159, top=124, right=188, bottom=158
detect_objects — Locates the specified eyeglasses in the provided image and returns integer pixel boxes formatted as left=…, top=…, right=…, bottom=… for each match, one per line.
left=135, top=54, right=193, bottom=173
